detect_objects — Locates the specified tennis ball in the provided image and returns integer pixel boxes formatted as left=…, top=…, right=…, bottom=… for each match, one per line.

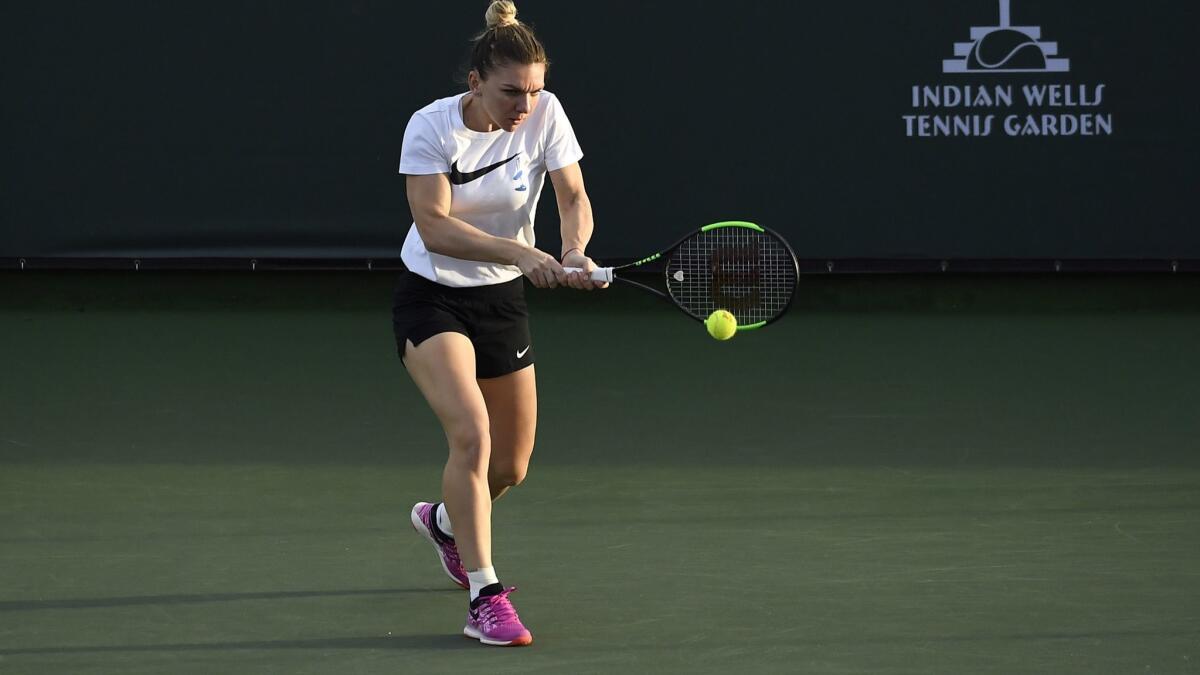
left=705, top=309, right=737, bottom=341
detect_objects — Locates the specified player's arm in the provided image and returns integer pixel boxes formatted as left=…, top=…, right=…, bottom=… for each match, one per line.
left=406, top=173, right=565, bottom=288
left=549, top=162, right=605, bottom=290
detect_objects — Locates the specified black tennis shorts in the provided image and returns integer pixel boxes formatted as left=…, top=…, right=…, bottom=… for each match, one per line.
left=391, top=271, right=534, bottom=379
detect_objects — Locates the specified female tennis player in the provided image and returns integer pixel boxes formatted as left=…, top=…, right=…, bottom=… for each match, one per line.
left=395, top=1, right=603, bottom=647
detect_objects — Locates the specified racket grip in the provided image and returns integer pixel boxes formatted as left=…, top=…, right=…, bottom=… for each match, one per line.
left=563, top=266, right=614, bottom=283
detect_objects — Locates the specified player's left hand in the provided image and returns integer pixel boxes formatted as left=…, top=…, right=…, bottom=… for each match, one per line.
left=562, top=250, right=609, bottom=290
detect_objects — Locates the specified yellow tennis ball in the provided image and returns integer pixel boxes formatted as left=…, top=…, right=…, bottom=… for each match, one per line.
left=705, top=309, right=737, bottom=341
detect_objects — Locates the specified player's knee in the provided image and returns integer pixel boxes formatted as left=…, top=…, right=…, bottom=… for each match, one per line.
left=493, top=459, right=529, bottom=488
left=446, top=423, right=490, bottom=473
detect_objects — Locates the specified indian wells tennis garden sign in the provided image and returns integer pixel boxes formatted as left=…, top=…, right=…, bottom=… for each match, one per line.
left=904, top=0, right=1114, bottom=138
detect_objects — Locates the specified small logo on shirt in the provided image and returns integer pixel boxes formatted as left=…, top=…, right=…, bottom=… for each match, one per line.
left=449, top=153, right=520, bottom=185
left=513, top=169, right=527, bottom=192
left=516, top=345, right=531, bottom=359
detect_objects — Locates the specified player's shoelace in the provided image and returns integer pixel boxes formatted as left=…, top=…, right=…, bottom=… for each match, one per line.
left=475, top=588, right=523, bottom=629
left=443, top=543, right=463, bottom=571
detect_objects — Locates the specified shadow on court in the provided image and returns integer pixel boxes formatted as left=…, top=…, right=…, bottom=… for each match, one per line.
left=0, top=634, right=475, bottom=657
left=0, top=588, right=453, bottom=612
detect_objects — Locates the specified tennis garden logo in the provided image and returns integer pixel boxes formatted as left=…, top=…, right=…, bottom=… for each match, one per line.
left=942, top=0, right=1069, bottom=74
left=904, top=0, right=1114, bottom=138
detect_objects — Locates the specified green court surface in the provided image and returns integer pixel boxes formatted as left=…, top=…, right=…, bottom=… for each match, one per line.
left=1, top=272, right=1198, bottom=674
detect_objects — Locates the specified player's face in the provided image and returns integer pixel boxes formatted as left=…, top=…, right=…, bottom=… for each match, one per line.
left=471, top=62, right=545, bottom=133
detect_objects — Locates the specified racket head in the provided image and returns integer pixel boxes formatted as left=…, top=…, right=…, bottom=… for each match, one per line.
left=661, top=221, right=799, bottom=329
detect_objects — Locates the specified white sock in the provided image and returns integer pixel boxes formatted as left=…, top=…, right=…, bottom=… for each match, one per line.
left=467, top=567, right=499, bottom=601
left=435, top=503, right=454, bottom=538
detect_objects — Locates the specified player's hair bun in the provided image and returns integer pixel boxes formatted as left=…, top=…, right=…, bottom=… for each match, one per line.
left=468, top=0, right=546, bottom=79
left=485, top=1, right=519, bottom=30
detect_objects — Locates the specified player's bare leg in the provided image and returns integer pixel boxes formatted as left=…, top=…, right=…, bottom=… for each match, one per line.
left=478, top=365, right=537, bottom=502
left=403, top=333, right=493, bottom=573
left=404, top=333, right=534, bottom=646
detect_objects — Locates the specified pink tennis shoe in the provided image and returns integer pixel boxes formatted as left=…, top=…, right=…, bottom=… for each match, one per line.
left=465, top=587, right=533, bottom=646
left=409, top=502, right=469, bottom=589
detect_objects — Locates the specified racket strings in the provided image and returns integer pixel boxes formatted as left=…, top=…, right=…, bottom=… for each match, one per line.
left=665, top=228, right=796, bottom=323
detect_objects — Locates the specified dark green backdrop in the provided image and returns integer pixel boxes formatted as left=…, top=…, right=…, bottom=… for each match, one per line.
left=2, top=0, right=1197, bottom=262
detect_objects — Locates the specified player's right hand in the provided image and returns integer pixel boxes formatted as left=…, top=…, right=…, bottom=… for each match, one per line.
left=517, top=248, right=567, bottom=289
left=561, top=250, right=608, bottom=291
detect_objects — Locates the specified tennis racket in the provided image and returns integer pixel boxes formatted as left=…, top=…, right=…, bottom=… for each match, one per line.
left=565, top=221, right=799, bottom=331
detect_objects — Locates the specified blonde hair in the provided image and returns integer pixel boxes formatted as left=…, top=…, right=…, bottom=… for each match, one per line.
left=470, top=1, right=548, bottom=80
left=484, top=1, right=520, bottom=30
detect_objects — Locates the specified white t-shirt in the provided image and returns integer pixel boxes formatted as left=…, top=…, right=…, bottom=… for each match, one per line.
left=398, top=91, right=584, bottom=287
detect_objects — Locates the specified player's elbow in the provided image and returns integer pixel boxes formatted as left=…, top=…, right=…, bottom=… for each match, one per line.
left=413, top=215, right=452, bottom=256
left=559, top=188, right=589, bottom=212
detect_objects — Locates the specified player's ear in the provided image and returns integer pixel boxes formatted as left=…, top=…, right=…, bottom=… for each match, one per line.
left=467, top=70, right=481, bottom=95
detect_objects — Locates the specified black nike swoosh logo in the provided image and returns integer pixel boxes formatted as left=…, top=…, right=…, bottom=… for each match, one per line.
left=449, top=154, right=520, bottom=185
